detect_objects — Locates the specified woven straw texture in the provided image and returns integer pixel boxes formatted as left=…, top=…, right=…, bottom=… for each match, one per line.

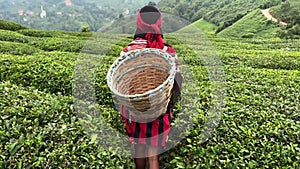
left=107, top=48, right=176, bottom=120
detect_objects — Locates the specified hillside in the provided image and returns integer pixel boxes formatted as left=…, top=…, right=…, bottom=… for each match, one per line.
left=161, top=0, right=300, bottom=38
left=218, top=10, right=281, bottom=38
left=270, top=0, right=300, bottom=38
left=189, top=18, right=218, bottom=35
left=158, top=0, right=281, bottom=32
left=0, top=20, right=300, bottom=168
left=99, top=12, right=190, bottom=34
left=0, top=0, right=159, bottom=31
left=270, top=0, right=300, bottom=24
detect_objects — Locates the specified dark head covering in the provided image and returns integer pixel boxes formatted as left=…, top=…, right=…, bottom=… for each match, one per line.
left=134, top=5, right=164, bottom=49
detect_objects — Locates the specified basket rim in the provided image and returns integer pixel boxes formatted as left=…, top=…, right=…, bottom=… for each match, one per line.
left=106, top=48, right=176, bottom=99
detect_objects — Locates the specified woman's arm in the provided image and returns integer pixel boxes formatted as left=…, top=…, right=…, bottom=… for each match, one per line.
left=166, top=45, right=183, bottom=111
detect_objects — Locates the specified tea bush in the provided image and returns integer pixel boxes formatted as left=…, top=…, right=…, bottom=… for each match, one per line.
left=0, top=41, right=41, bottom=55
left=0, top=26, right=299, bottom=168
left=0, top=30, right=31, bottom=43
left=0, top=81, right=133, bottom=168
left=0, top=19, right=27, bottom=31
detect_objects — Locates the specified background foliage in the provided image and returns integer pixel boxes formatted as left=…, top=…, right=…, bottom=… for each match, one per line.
left=0, top=0, right=160, bottom=31
left=0, top=0, right=300, bottom=168
left=0, top=17, right=300, bottom=168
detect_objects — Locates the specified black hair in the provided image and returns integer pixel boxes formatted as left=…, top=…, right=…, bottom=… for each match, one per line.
left=133, top=28, right=164, bottom=40
left=133, top=28, right=172, bottom=48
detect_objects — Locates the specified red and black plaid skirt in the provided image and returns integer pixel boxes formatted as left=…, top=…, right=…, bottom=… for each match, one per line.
left=120, top=104, right=173, bottom=147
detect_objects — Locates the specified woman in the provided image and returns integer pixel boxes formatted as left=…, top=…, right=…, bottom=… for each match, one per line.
left=119, top=5, right=182, bottom=169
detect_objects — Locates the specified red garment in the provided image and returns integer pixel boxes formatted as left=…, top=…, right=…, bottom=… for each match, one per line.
left=136, top=9, right=164, bottom=49
left=136, top=9, right=162, bottom=34
left=119, top=38, right=178, bottom=147
left=120, top=105, right=172, bottom=147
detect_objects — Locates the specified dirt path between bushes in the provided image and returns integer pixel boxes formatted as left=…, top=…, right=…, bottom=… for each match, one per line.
left=261, top=8, right=288, bottom=26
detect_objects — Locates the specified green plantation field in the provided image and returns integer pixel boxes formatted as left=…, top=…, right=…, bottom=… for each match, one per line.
left=0, top=22, right=300, bottom=168
left=218, top=10, right=281, bottom=38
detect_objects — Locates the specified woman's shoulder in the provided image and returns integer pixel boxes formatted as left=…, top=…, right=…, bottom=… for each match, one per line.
left=122, top=38, right=148, bottom=53
left=121, top=39, right=176, bottom=55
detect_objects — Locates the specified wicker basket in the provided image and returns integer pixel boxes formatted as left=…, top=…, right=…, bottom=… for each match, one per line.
left=107, top=48, right=176, bottom=121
